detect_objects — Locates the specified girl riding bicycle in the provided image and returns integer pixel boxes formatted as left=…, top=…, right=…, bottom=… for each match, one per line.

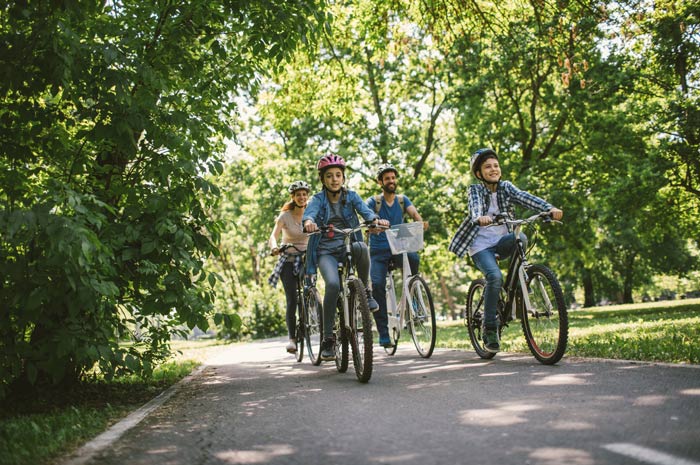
left=448, top=148, right=563, bottom=354
left=303, top=154, right=389, bottom=360
left=268, top=180, right=311, bottom=354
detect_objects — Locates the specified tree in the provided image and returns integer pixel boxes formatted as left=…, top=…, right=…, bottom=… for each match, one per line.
left=0, top=0, right=326, bottom=396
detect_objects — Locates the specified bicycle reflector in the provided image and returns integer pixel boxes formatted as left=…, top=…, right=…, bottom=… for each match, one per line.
left=326, top=224, right=334, bottom=239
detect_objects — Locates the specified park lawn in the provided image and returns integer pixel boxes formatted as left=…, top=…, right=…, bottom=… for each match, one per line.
left=435, top=298, right=700, bottom=364
left=0, top=339, right=233, bottom=465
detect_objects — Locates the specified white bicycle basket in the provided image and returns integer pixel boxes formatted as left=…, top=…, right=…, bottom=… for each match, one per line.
left=385, top=222, right=424, bottom=254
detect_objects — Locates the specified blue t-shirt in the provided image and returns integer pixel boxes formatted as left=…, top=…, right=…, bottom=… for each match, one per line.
left=367, top=194, right=413, bottom=251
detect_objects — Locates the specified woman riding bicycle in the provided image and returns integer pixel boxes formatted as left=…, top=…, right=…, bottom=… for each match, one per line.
left=448, top=148, right=563, bottom=354
left=268, top=180, right=311, bottom=354
left=303, top=154, right=389, bottom=360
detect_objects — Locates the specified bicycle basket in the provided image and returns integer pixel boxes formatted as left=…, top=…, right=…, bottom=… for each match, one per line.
left=386, top=222, right=424, bottom=254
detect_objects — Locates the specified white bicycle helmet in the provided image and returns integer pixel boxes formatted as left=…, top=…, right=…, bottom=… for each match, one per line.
left=287, top=180, right=310, bottom=193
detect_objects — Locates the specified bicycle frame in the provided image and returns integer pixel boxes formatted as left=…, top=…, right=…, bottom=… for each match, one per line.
left=496, top=212, right=556, bottom=322
left=386, top=249, right=413, bottom=338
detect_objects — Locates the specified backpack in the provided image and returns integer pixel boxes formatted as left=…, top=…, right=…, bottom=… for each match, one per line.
left=373, top=194, right=405, bottom=216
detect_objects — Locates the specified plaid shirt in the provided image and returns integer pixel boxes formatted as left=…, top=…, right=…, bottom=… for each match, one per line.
left=448, top=181, right=553, bottom=258
left=268, top=253, right=303, bottom=288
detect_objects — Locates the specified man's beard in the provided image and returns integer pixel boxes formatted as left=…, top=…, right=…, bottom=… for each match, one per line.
left=382, top=183, right=396, bottom=193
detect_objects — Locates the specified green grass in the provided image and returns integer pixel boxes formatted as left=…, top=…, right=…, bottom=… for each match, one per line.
left=0, top=338, right=235, bottom=465
left=435, top=298, right=700, bottom=364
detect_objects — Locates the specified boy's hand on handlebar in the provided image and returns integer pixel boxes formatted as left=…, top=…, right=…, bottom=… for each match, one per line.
left=477, top=216, right=493, bottom=226
left=549, top=208, right=563, bottom=221
left=270, top=247, right=280, bottom=256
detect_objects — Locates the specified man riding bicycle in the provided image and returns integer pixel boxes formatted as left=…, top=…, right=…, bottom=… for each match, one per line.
left=367, top=163, right=428, bottom=348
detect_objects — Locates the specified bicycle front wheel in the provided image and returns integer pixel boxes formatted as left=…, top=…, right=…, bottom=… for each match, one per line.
left=295, top=306, right=305, bottom=363
left=304, top=287, right=323, bottom=366
left=520, top=264, right=568, bottom=365
left=348, top=278, right=373, bottom=383
left=407, top=275, right=436, bottom=358
left=465, top=279, right=495, bottom=359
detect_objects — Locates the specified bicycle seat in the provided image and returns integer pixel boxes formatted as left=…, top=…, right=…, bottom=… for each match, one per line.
left=387, top=261, right=397, bottom=272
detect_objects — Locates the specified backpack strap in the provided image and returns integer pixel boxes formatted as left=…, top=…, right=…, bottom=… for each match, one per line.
left=373, top=194, right=406, bottom=214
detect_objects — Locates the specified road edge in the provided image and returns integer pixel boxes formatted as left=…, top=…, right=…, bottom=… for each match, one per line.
left=58, top=364, right=207, bottom=465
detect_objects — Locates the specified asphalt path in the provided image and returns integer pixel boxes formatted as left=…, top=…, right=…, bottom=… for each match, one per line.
left=65, top=339, right=700, bottom=465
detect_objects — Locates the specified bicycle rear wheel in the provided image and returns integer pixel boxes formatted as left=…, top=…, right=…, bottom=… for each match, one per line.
left=348, top=278, right=373, bottom=383
left=304, top=287, right=323, bottom=366
left=465, top=279, right=495, bottom=359
left=407, top=275, right=436, bottom=358
left=335, top=301, right=349, bottom=373
left=520, top=264, right=568, bottom=365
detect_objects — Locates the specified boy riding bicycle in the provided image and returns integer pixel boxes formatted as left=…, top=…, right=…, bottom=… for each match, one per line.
left=367, top=163, right=428, bottom=348
left=448, top=148, right=563, bottom=354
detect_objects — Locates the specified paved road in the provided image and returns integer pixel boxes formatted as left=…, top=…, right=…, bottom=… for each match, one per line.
left=74, top=340, right=700, bottom=465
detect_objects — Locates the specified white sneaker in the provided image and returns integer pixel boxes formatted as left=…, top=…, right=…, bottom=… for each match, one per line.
left=286, top=339, right=297, bottom=353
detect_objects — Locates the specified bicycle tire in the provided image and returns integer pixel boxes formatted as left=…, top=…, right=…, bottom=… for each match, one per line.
left=384, top=327, right=399, bottom=356
left=465, top=279, right=496, bottom=359
left=335, top=300, right=349, bottom=373
left=407, top=275, right=436, bottom=358
left=384, top=275, right=399, bottom=356
left=519, top=264, right=568, bottom=365
left=295, top=307, right=305, bottom=363
left=304, top=287, right=323, bottom=366
left=348, top=278, right=373, bottom=382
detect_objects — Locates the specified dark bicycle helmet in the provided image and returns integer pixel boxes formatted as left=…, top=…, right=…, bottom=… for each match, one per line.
left=287, top=180, right=310, bottom=194
left=376, top=163, right=399, bottom=181
left=470, top=148, right=499, bottom=178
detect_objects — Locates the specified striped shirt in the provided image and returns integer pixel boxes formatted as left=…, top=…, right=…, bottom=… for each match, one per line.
left=448, top=181, right=553, bottom=259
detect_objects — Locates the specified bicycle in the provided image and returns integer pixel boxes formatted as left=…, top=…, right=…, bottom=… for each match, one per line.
left=275, top=244, right=323, bottom=365
left=382, top=221, right=436, bottom=358
left=464, top=211, right=568, bottom=365
left=307, top=221, right=379, bottom=383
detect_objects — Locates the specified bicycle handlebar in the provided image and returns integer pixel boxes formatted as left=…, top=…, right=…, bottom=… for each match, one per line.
left=305, top=220, right=388, bottom=238
left=476, top=211, right=561, bottom=227
left=271, top=243, right=305, bottom=256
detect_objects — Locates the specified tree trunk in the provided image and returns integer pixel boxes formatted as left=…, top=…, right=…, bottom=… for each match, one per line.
left=582, top=267, right=596, bottom=307
left=439, top=274, right=457, bottom=320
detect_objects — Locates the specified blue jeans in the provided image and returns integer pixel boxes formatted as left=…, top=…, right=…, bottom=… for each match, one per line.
left=318, top=242, right=371, bottom=337
left=370, top=248, right=419, bottom=339
left=471, top=233, right=527, bottom=329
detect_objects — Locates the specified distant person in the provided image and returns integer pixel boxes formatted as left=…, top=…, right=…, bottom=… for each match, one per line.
left=268, top=180, right=311, bottom=354
left=303, top=154, right=389, bottom=360
left=367, top=163, right=428, bottom=348
left=449, top=148, right=563, bottom=354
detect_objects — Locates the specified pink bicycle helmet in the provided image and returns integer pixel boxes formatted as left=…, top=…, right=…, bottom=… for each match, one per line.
left=316, top=153, right=346, bottom=173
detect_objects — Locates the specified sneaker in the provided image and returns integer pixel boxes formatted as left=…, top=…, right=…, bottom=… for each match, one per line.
left=483, top=328, right=500, bottom=353
left=321, top=336, right=336, bottom=361
left=286, top=339, right=297, bottom=353
left=379, top=335, right=393, bottom=348
left=366, top=289, right=379, bottom=312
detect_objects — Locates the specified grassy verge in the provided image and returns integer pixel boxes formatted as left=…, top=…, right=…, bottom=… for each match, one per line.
left=0, top=338, right=234, bottom=465
left=435, top=298, right=700, bottom=364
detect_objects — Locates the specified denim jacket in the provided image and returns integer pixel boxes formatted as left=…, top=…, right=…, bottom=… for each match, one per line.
left=303, top=188, right=378, bottom=275
left=448, top=181, right=552, bottom=258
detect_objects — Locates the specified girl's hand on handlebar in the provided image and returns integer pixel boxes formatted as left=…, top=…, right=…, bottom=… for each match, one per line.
left=368, top=219, right=390, bottom=234
left=303, top=220, right=318, bottom=233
